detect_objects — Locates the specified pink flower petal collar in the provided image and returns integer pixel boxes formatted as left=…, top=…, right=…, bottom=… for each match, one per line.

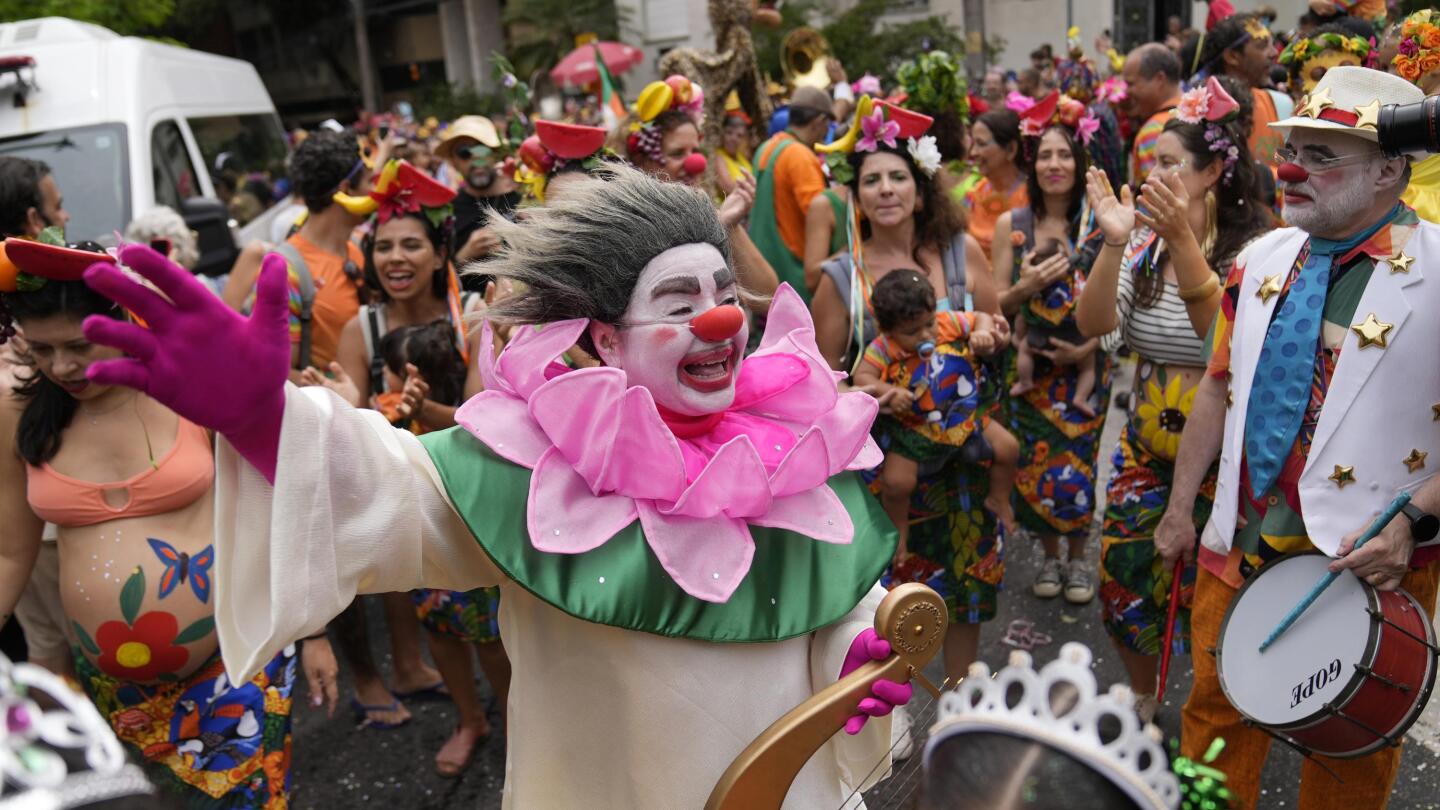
left=456, top=284, right=882, bottom=603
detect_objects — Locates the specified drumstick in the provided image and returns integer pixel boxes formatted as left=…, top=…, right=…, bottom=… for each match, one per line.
left=1258, top=491, right=1412, bottom=653
left=1155, top=559, right=1184, bottom=703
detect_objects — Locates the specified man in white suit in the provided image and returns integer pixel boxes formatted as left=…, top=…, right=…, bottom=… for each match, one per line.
left=1156, top=66, right=1440, bottom=809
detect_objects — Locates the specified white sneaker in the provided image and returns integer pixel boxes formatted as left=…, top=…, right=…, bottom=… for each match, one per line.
left=890, top=704, right=915, bottom=761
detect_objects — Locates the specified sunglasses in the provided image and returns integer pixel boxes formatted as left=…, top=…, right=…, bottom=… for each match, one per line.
left=455, top=145, right=494, bottom=161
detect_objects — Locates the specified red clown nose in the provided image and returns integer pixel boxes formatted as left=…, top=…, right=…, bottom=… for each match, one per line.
left=689, top=304, right=744, bottom=342
left=682, top=152, right=708, bottom=177
left=1276, top=162, right=1309, bottom=184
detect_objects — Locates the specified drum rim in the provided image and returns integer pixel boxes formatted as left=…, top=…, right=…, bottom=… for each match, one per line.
left=1280, top=589, right=1438, bottom=758
left=1216, top=552, right=1380, bottom=730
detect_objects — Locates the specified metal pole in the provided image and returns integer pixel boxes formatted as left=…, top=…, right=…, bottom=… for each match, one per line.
left=351, top=0, right=381, bottom=112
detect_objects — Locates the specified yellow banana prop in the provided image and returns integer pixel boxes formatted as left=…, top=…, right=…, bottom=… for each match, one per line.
left=815, top=95, right=874, bottom=155
left=331, top=158, right=402, bottom=216
left=634, top=81, right=676, bottom=123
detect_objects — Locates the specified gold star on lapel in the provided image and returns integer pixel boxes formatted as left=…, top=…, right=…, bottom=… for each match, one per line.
left=1387, top=252, right=1415, bottom=274
left=1354, top=99, right=1382, bottom=131
left=1298, top=87, right=1335, bottom=119
left=1404, top=449, right=1428, bottom=473
left=1329, top=464, right=1356, bottom=488
left=1256, top=274, right=1283, bottom=304
left=1351, top=313, right=1394, bottom=349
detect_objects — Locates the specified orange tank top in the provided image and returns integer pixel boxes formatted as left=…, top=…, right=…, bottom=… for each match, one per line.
left=26, top=418, right=214, bottom=528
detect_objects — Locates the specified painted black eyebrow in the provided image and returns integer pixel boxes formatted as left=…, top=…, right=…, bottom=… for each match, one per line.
left=713, top=267, right=736, bottom=288
left=650, top=276, right=702, bottom=299
left=1300, top=144, right=1338, bottom=159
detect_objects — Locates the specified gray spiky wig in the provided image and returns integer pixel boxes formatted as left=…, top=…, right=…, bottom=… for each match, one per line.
left=475, top=164, right=730, bottom=349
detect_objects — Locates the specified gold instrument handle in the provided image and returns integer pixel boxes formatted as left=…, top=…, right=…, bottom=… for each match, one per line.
left=705, top=583, right=949, bottom=810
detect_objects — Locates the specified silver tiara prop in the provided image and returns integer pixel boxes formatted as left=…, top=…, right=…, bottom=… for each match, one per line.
left=0, top=654, right=152, bottom=809
left=924, top=642, right=1181, bottom=810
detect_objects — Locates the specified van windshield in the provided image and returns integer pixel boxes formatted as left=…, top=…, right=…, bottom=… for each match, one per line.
left=187, top=113, right=289, bottom=227
left=0, top=123, right=129, bottom=245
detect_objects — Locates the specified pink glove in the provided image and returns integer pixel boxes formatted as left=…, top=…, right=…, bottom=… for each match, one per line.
left=840, top=628, right=914, bottom=735
left=82, top=245, right=291, bottom=483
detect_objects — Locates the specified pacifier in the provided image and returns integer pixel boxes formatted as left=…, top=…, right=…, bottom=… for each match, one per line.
left=1276, top=162, right=1309, bottom=184
left=681, top=152, right=709, bottom=178
left=689, top=304, right=744, bottom=342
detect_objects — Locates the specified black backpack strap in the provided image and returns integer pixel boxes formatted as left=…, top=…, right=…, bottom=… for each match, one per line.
left=362, top=304, right=387, bottom=395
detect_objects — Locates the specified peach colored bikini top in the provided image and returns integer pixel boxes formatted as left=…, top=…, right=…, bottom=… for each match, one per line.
left=26, top=418, right=214, bottom=528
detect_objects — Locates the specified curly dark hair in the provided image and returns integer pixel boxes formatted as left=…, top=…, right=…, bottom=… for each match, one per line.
left=290, top=130, right=362, bottom=213
left=870, top=269, right=936, bottom=333
left=0, top=156, right=50, bottom=238
left=378, top=321, right=467, bottom=409
left=1023, top=125, right=1090, bottom=222
left=3, top=277, right=125, bottom=465
left=362, top=212, right=453, bottom=303
left=845, top=145, right=967, bottom=263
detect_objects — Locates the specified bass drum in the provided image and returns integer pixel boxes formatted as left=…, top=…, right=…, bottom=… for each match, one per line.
left=1216, top=553, right=1437, bottom=758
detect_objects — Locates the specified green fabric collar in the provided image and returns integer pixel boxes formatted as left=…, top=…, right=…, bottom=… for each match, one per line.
left=419, top=426, right=896, bottom=643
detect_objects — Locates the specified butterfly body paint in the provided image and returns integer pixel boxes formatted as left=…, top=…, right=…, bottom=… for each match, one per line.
left=147, top=538, right=215, bottom=604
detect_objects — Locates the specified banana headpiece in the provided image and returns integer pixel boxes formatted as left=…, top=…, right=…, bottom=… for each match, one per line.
left=816, top=96, right=939, bottom=183
left=626, top=75, right=704, bottom=163
left=332, top=160, right=456, bottom=227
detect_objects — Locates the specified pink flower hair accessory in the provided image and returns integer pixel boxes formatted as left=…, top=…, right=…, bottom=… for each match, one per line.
left=1175, top=76, right=1243, bottom=186
left=456, top=284, right=882, bottom=604
left=856, top=108, right=901, bottom=153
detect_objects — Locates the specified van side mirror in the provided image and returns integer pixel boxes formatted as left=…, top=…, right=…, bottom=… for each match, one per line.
left=179, top=197, right=239, bottom=278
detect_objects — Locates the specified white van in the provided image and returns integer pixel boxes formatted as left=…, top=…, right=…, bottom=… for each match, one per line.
left=0, top=17, right=294, bottom=274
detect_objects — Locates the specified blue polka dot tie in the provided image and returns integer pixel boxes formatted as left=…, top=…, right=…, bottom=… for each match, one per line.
left=1242, top=208, right=1398, bottom=495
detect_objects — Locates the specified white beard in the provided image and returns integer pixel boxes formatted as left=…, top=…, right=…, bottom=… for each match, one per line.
left=1282, top=169, right=1377, bottom=237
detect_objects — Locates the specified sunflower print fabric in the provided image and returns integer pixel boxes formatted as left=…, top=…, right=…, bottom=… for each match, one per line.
left=1099, top=363, right=1216, bottom=655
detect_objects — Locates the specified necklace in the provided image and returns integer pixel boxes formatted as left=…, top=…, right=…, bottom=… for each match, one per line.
left=78, top=390, right=137, bottom=426
left=78, top=392, right=157, bottom=469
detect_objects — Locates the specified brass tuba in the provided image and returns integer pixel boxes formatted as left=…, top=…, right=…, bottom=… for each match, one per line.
left=781, top=27, right=832, bottom=89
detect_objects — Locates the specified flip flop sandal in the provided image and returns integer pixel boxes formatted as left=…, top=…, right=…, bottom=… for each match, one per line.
left=350, top=698, right=411, bottom=730
left=393, top=680, right=452, bottom=702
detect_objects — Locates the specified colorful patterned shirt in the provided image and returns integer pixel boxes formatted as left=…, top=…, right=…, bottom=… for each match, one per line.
left=1202, top=207, right=1424, bottom=586
left=1129, top=96, right=1180, bottom=185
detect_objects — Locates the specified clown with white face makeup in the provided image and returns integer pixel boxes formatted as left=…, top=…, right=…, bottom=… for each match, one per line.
left=76, top=165, right=909, bottom=808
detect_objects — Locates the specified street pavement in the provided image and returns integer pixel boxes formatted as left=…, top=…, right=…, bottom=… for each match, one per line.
left=288, top=359, right=1440, bottom=808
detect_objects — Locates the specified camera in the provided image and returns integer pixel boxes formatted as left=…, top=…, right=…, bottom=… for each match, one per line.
left=1378, top=97, right=1440, bottom=158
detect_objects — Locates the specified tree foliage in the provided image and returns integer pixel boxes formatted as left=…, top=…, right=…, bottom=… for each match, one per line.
left=0, top=0, right=175, bottom=33
left=821, top=0, right=966, bottom=86
left=502, top=0, right=624, bottom=81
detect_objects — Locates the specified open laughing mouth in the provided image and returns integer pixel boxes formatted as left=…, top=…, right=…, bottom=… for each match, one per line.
left=384, top=269, right=416, bottom=292
left=678, top=345, right=737, bottom=393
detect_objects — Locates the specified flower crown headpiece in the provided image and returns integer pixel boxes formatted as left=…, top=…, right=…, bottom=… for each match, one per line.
left=1174, top=76, right=1243, bottom=186
left=332, top=159, right=456, bottom=230
left=627, top=75, right=705, bottom=163
left=924, top=643, right=1183, bottom=809
left=1394, top=10, right=1440, bottom=85
left=816, top=96, right=940, bottom=184
left=1007, top=91, right=1101, bottom=146
left=1278, top=32, right=1374, bottom=75
left=516, top=119, right=612, bottom=202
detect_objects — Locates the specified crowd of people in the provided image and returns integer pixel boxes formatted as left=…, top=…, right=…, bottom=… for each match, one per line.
left=0, top=2, right=1436, bottom=808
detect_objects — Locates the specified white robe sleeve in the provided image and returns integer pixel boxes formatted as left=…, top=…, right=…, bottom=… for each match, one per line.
left=809, top=583, right=892, bottom=797
left=212, top=384, right=502, bottom=682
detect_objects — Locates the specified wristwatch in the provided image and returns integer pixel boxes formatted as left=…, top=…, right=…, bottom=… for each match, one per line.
left=1401, top=502, right=1440, bottom=544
